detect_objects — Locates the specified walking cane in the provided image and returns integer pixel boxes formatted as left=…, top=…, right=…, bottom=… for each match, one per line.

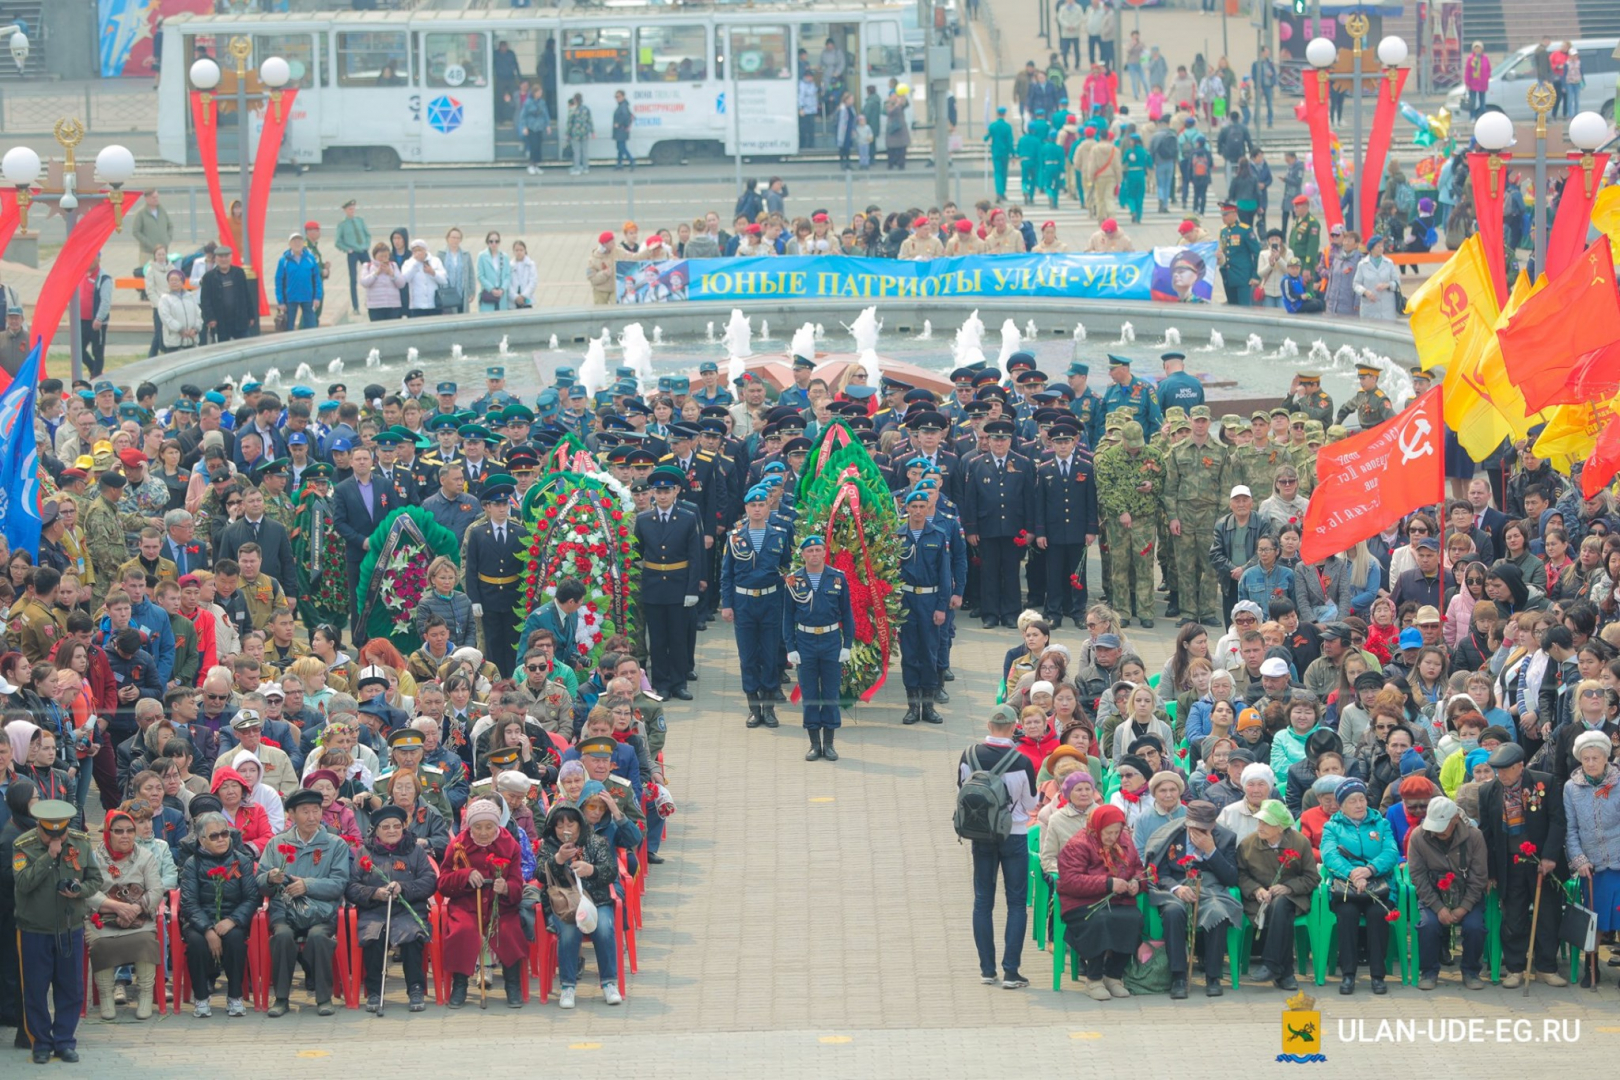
left=376, top=891, right=394, bottom=1018
left=476, top=886, right=487, bottom=1010
left=1587, top=877, right=1599, bottom=992
left=1524, top=868, right=1545, bottom=997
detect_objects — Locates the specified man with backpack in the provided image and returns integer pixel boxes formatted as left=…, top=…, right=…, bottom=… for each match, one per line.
left=956, top=706, right=1039, bottom=989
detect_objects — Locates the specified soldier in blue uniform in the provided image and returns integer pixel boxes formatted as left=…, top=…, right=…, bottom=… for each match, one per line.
left=691, top=361, right=733, bottom=409
left=634, top=466, right=705, bottom=700
left=897, top=487, right=951, bottom=726
left=783, top=535, right=856, bottom=762
left=462, top=475, right=527, bottom=675
left=962, top=418, right=1034, bottom=629
left=13, top=800, right=100, bottom=1064
left=777, top=355, right=816, bottom=411
left=1033, top=420, right=1100, bottom=627
left=469, top=365, right=520, bottom=416
left=910, top=475, right=966, bottom=698
left=721, top=485, right=792, bottom=729
left=1155, top=351, right=1205, bottom=413
left=555, top=385, right=594, bottom=440
left=1099, top=354, right=1164, bottom=439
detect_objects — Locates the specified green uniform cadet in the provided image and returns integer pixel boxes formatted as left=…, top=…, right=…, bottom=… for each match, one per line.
left=372, top=728, right=454, bottom=821
left=984, top=109, right=1015, bottom=202
left=13, top=800, right=102, bottom=1064
left=1282, top=371, right=1334, bottom=427
left=1153, top=409, right=1187, bottom=614
left=1218, top=204, right=1261, bottom=306
left=1288, top=211, right=1322, bottom=270
left=1040, top=134, right=1066, bottom=210
left=1162, top=406, right=1229, bottom=626
left=1120, top=140, right=1151, bottom=223
left=1336, top=363, right=1397, bottom=430
left=1095, top=422, right=1165, bottom=627
left=1017, top=130, right=1044, bottom=204
left=82, top=476, right=138, bottom=608
left=1226, top=424, right=1295, bottom=505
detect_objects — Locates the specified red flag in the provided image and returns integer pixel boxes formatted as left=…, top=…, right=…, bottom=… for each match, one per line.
left=1301, top=70, right=1343, bottom=233
left=1301, top=387, right=1444, bottom=564
left=1498, top=236, right=1620, bottom=412
left=1359, top=67, right=1409, bottom=241
left=29, top=191, right=142, bottom=378
left=1584, top=418, right=1620, bottom=498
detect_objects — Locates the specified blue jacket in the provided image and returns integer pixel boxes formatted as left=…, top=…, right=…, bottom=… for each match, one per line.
left=1320, top=808, right=1399, bottom=886
left=1237, top=563, right=1295, bottom=610
left=126, top=597, right=176, bottom=687
left=274, top=248, right=324, bottom=305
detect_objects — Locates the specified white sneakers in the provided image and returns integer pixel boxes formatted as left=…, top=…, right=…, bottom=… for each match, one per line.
left=193, top=999, right=212, bottom=1018
left=227, top=998, right=246, bottom=1017
left=527, top=165, right=538, bottom=175
left=559, top=987, right=577, bottom=1009
left=602, top=983, right=623, bottom=1006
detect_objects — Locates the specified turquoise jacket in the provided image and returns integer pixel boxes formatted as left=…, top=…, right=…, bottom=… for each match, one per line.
left=1320, top=808, right=1398, bottom=885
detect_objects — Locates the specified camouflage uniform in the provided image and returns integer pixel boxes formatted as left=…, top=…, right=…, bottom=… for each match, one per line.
left=1095, top=422, right=1165, bottom=624
left=6, top=597, right=62, bottom=662
left=1335, top=384, right=1396, bottom=430
left=1227, top=439, right=1294, bottom=504
left=1162, top=427, right=1229, bottom=624
left=125, top=475, right=169, bottom=525
left=238, top=571, right=287, bottom=631
left=262, top=491, right=296, bottom=532
left=1283, top=386, right=1334, bottom=427
left=82, top=494, right=137, bottom=607
left=1095, top=415, right=1129, bottom=603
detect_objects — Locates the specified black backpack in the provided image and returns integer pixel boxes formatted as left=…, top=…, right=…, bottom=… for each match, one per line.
left=954, top=744, right=1020, bottom=843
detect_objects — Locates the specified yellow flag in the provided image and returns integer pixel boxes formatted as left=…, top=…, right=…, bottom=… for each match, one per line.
left=1407, top=234, right=1498, bottom=375
left=1534, top=393, right=1620, bottom=466
left=1592, top=186, right=1620, bottom=253
left=1462, top=271, right=1551, bottom=452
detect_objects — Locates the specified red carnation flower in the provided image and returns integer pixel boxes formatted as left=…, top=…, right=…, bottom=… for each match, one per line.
left=489, top=857, right=511, bottom=870
left=1435, top=871, right=1456, bottom=891
left=358, top=855, right=374, bottom=873
left=1175, top=854, right=1195, bottom=867
left=1070, top=573, right=1083, bottom=590
left=1384, top=910, right=1401, bottom=923
left=277, top=843, right=298, bottom=859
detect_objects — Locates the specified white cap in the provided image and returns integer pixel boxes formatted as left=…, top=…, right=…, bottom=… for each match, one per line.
left=357, top=665, right=390, bottom=687
left=1230, top=485, right=1253, bottom=499
left=1421, top=795, right=1461, bottom=832
left=1030, top=680, right=1055, bottom=698
left=1259, top=657, right=1290, bottom=678
left=261, top=681, right=283, bottom=699
left=288, top=232, right=305, bottom=242
left=410, top=238, right=429, bottom=250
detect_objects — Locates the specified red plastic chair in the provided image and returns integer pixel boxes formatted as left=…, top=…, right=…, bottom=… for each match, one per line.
left=335, top=907, right=359, bottom=1009
left=531, top=891, right=628, bottom=1002
left=249, top=906, right=271, bottom=1012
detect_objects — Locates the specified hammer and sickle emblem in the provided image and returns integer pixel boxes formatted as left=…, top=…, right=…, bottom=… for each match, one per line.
left=1398, top=417, right=1434, bottom=465
left=1440, top=282, right=1469, bottom=336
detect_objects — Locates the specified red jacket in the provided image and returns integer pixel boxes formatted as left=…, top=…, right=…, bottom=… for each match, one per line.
left=50, top=638, right=118, bottom=715
left=1056, top=825, right=1146, bottom=917
left=1015, top=731, right=1058, bottom=772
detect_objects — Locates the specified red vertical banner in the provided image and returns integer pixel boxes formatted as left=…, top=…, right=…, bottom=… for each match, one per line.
left=1359, top=66, right=1410, bottom=242
left=246, top=88, right=298, bottom=317
left=0, top=189, right=18, bottom=262
left=190, top=90, right=237, bottom=265
left=1546, top=153, right=1611, bottom=282
left=1467, top=150, right=1512, bottom=307
left=29, top=192, right=141, bottom=376
left=1302, top=70, right=1344, bottom=232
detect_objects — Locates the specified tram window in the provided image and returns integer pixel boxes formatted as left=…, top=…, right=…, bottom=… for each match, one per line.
left=426, top=32, right=488, bottom=88
left=255, top=34, right=316, bottom=88
left=636, top=25, right=706, bottom=82
left=865, top=21, right=905, bottom=77
left=562, top=28, right=631, bottom=85
left=338, top=30, right=412, bottom=87
left=728, top=26, right=790, bottom=80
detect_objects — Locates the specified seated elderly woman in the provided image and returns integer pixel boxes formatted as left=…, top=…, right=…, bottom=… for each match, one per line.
left=1013, top=704, right=1058, bottom=772
left=556, top=760, right=588, bottom=805
left=346, top=804, right=438, bottom=1013
left=1235, top=799, right=1320, bottom=990
left=1190, top=738, right=1237, bottom=801
left=176, top=809, right=259, bottom=1018
left=227, top=750, right=286, bottom=833
left=1040, top=770, right=1099, bottom=876
left=439, top=798, right=526, bottom=1009
left=580, top=778, right=642, bottom=876
left=210, top=765, right=271, bottom=853
left=121, top=796, right=178, bottom=891
left=1109, top=753, right=1152, bottom=832
left=1216, top=761, right=1280, bottom=844
left=539, top=801, right=621, bottom=1010
left=302, top=768, right=361, bottom=850
left=1141, top=799, right=1243, bottom=998
left=1133, top=770, right=1188, bottom=851
left=1036, top=745, right=1101, bottom=818
left=1298, top=774, right=1341, bottom=855
left=1057, top=803, right=1147, bottom=1000
left=372, top=768, right=451, bottom=861
left=86, top=807, right=166, bottom=1020
left=1320, top=776, right=1399, bottom=995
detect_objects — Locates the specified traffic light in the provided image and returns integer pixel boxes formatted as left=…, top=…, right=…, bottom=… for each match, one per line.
left=1293, top=0, right=1307, bottom=13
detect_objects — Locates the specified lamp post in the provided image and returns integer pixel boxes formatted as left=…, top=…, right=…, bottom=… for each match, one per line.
left=189, top=36, right=290, bottom=288
left=1304, top=26, right=1407, bottom=237
left=1478, top=105, right=1611, bottom=279
left=0, top=21, right=30, bottom=72
left=1, top=122, right=135, bottom=382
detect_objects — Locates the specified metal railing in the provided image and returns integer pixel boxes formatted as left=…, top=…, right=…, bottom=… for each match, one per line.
left=0, top=84, right=161, bottom=136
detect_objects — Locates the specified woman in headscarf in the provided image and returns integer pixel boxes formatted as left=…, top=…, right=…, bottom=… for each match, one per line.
left=1057, top=803, right=1147, bottom=1000
left=0, top=778, right=37, bottom=1028
left=494, top=769, right=540, bottom=852
left=1039, top=769, right=1098, bottom=877
left=229, top=750, right=285, bottom=833
left=438, top=798, right=526, bottom=1008
left=303, top=769, right=362, bottom=851
left=1320, top=776, right=1398, bottom=994
left=210, top=765, right=271, bottom=854
left=579, top=779, right=641, bottom=877
left=176, top=807, right=258, bottom=1017
left=7, top=719, right=74, bottom=813
left=539, top=802, right=620, bottom=1010
left=378, top=768, right=449, bottom=861
left=86, top=808, right=165, bottom=1020
left=347, top=804, right=438, bottom=1013
left=556, top=760, right=588, bottom=805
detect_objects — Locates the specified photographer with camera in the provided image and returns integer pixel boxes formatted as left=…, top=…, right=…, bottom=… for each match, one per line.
left=12, top=799, right=102, bottom=1064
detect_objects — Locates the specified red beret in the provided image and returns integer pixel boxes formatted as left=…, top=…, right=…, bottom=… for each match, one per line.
left=117, top=448, right=148, bottom=468
left=913, top=216, right=929, bottom=228
left=1101, top=218, right=1118, bottom=233
left=303, top=220, right=319, bottom=231
left=955, top=219, right=973, bottom=233
left=1293, top=195, right=1311, bottom=205
left=812, top=212, right=829, bottom=223
left=976, top=225, right=988, bottom=239
left=746, top=223, right=762, bottom=234
left=1041, top=221, right=1056, bottom=230
left=1178, top=220, right=1196, bottom=234
left=598, top=231, right=615, bottom=244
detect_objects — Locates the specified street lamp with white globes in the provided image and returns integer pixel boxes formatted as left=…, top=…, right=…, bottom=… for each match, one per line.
left=1304, top=22, right=1408, bottom=237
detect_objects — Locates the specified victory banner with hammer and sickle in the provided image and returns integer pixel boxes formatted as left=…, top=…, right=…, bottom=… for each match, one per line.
left=1300, top=387, right=1444, bottom=564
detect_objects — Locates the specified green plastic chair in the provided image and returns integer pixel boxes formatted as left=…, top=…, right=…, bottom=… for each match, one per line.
left=1234, top=887, right=1319, bottom=986
left=1312, top=878, right=1410, bottom=985
left=1481, top=879, right=1582, bottom=984
left=1028, top=828, right=1050, bottom=950
left=1138, top=887, right=1248, bottom=988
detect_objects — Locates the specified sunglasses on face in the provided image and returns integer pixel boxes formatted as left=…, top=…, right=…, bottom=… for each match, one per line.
left=1582, top=689, right=1606, bottom=698
left=202, top=830, right=230, bottom=841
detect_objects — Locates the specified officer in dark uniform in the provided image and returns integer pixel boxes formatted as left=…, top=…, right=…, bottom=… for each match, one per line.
left=1066, top=360, right=1104, bottom=449
left=1032, top=420, right=1099, bottom=627
left=372, top=430, right=421, bottom=506
left=1283, top=370, right=1334, bottom=427
left=1156, top=351, right=1205, bottom=413
left=1218, top=201, right=1261, bottom=306
left=695, top=417, right=739, bottom=618
left=783, top=534, right=856, bottom=762
left=13, top=799, right=100, bottom=1064
left=720, top=484, right=792, bottom=729
left=462, top=475, right=527, bottom=675
left=897, top=487, right=951, bottom=726
left=469, top=365, right=520, bottom=416
left=1013, top=369, right=1048, bottom=430
left=962, top=418, right=1034, bottom=629
left=942, top=367, right=977, bottom=426
left=634, top=465, right=704, bottom=700
left=1099, top=354, right=1164, bottom=439
left=454, top=424, right=504, bottom=497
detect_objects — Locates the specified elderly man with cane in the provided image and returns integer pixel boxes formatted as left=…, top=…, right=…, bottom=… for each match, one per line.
left=1477, top=743, right=1569, bottom=988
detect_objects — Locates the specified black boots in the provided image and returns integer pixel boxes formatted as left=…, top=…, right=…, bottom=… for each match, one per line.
left=821, top=728, right=838, bottom=761
left=760, top=694, right=779, bottom=727
left=448, top=973, right=468, bottom=1008
left=745, top=691, right=763, bottom=728
left=902, top=691, right=922, bottom=725
left=503, top=964, right=524, bottom=1008
left=805, top=728, right=823, bottom=761
left=921, top=691, right=945, bottom=725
